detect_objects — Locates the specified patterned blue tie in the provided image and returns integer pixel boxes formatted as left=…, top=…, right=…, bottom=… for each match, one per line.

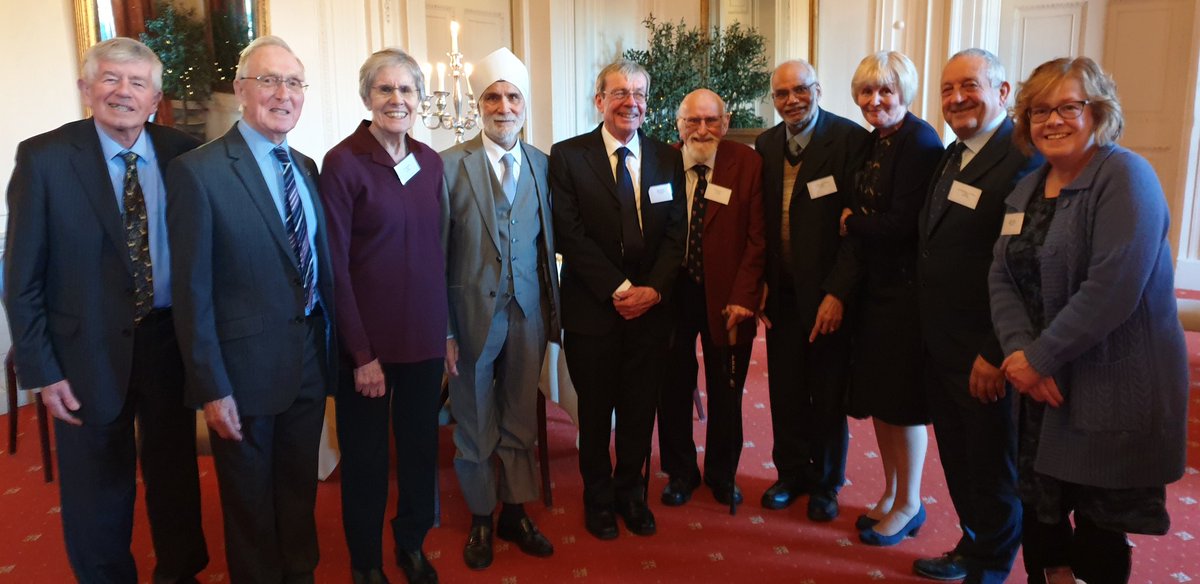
left=272, top=147, right=314, bottom=311
left=686, top=165, right=708, bottom=284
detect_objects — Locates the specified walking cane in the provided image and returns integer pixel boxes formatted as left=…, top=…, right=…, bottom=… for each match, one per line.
left=725, top=320, right=740, bottom=516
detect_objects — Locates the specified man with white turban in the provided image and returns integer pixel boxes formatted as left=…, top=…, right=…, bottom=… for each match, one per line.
left=441, top=47, right=560, bottom=570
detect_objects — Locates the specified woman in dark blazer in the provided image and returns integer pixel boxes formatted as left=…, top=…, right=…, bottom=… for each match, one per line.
left=990, top=57, right=1188, bottom=584
left=319, top=48, right=447, bottom=584
left=840, top=50, right=944, bottom=546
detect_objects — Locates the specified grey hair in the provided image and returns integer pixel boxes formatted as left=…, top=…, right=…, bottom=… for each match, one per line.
left=949, top=48, right=1007, bottom=89
left=235, top=35, right=304, bottom=79
left=771, top=59, right=818, bottom=86
left=358, top=48, right=425, bottom=105
left=851, top=51, right=919, bottom=107
left=81, top=37, right=164, bottom=92
left=675, top=88, right=727, bottom=118
left=594, top=59, right=651, bottom=96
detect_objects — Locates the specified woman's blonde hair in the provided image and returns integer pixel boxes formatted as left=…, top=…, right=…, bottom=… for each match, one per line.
left=1012, top=57, right=1123, bottom=156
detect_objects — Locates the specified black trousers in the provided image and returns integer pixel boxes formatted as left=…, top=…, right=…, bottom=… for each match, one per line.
left=924, top=359, right=1021, bottom=584
left=565, top=318, right=668, bottom=507
left=55, top=308, right=207, bottom=584
left=657, top=275, right=750, bottom=486
left=336, top=358, right=442, bottom=569
left=209, top=313, right=327, bottom=584
left=763, top=285, right=849, bottom=493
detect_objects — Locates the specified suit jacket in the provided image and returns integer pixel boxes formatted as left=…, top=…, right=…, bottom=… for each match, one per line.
left=442, top=135, right=561, bottom=361
left=4, top=119, right=200, bottom=425
left=549, top=125, right=686, bottom=336
left=845, top=111, right=943, bottom=285
left=756, top=109, right=870, bottom=323
left=166, top=126, right=336, bottom=416
left=918, top=117, right=1041, bottom=371
left=677, top=140, right=765, bottom=346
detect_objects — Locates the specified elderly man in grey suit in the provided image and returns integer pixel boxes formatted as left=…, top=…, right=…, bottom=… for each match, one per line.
left=166, top=36, right=336, bottom=584
left=442, top=47, right=559, bottom=571
left=4, top=37, right=207, bottom=584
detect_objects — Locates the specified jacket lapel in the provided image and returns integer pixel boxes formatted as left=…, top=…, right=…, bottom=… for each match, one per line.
left=462, top=138, right=503, bottom=254
left=70, top=120, right=133, bottom=274
left=800, top=110, right=835, bottom=182
left=223, top=127, right=296, bottom=267
left=582, top=125, right=620, bottom=202
left=703, top=141, right=736, bottom=230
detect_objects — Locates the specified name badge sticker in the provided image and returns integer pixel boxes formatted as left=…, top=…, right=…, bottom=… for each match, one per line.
left=648, top=183, right=673, bottom=204
left=947, top=180, right=983, bottom=210
left=704, top=184, right=732, bottom=205
left=394, top=154, right=421, bottom=185
left=807, top=175, right=838, bottom=199
left=1001, top=212, right=1025, bottom=235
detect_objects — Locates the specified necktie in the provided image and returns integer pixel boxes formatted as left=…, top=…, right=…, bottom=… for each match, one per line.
left=500, top=153, right=516, bottom=205
left=927, top=142, right=966, bottom=229
left=272, top=147, right=315, bottom=311
left=785, top=136, right=803, bottom=166
left=615, top=146, right=644, bottom=263
left=120, top=151, right=153, bottom=322
left=686, top=165, right=708, bottom=284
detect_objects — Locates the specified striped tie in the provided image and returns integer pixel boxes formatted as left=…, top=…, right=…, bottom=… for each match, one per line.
left=272, top=147, right=314, bottom=311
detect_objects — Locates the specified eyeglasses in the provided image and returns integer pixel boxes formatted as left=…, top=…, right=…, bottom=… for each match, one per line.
left=602, top=89, right=648, bottom=103
left=772, top=83, right=817, bottom=101
left=1028, top=100, right=1089, bottom=123
left=679, top=116, right=725, bottom=129
left=373, top=84, right=419, bottom=99
left=239, top=75, right=309, bottom=93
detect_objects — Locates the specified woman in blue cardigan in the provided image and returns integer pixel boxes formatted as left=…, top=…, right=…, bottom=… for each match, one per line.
left=989, top=57, right=1188, bottom=584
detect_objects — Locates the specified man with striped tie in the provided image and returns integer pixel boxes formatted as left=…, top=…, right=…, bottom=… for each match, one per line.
left=167, top=35, right=337, bottom=583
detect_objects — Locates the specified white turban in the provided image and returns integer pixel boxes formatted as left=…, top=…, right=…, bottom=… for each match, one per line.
left=470, top=47, right=530, bottom=102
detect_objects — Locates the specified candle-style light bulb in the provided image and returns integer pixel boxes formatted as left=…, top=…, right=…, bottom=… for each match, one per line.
left=421, top=62, right=433, bottom=86
left=436, top=62, right=446, bottom=93
left=450, top=21, right=460, bottom=54
left=464, top=63, right=474, bottom=97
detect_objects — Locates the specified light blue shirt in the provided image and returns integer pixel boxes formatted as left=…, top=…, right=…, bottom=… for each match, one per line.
left=97, top=124, right=171, bottom=307
left=236, top=120, right=321, bottom=313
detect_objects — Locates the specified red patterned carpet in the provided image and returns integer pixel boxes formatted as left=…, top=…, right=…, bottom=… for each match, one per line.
left=1, top=333, right=1197, bottom=583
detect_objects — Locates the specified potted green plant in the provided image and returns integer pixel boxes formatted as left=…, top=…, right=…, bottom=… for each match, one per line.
left=624, top=15, right=771, bottom=143
left=141, top=2, right=215, bottom=138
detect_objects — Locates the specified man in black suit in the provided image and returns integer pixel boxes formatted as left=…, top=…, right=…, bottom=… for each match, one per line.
left=914, top=48, right=1040, bottom=583
left=550, top=59, right=686, bottom=541
left=755, top=59, right=868, bottom=522
left=167, top=35, right=336, bottom=583
left=4, top=38, right=207, bottom=583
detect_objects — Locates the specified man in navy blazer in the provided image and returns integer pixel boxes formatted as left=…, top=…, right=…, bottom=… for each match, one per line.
left=167, top=36, right=336, bottom=583
left=4, top=38, right=208, bottom=583
left=550, top=60, right=686, bottom=541
left=914, top=49, right=1041, bottom=583
left=755, top=60, right=868, bottom=521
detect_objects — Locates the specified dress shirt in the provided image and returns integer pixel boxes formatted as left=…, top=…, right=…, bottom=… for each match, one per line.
left=236, top=120, right=321, bottom=311
left=97, top=124, right=171, bottom=307
left=481, top=131, right=523, bottom=184
left=957, top=112, right=1006, bottom=169
left=600, top=125, right=643, bottom=229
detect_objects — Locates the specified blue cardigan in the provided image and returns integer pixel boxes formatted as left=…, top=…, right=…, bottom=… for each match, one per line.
left=989, top=144, right=1188, bottom=489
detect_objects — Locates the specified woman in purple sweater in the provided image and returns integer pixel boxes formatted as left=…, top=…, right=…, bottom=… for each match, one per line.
left=319, top=48, right=448, bottom=584
left=989, top=57, right=1188, bottom=584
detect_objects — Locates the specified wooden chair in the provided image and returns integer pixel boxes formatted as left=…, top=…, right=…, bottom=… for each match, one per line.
left=5, top=348, right=54, bottom=482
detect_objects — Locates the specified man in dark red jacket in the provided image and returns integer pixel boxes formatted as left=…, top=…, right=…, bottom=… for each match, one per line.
left=656, top=88, right=765, bottom=507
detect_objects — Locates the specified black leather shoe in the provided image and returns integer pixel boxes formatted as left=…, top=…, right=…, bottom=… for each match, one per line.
left=913, top=552, right=968, bottom=581
left=351, top=568, right=390, bottom=584
left=708, top=482, right=743, bottom=505
left=395, top=549, right=438, bottom=584
left=584, top=505, right=619, bottom=540
left=463, top=524, right=493, bottom=570
left=761, top=480, right=802, bottom=510
left=661, top=476, right=700, bottom=506
left=615, top=499, right=657, bottom=536
left=807, top=490, right=839, bottom=522
left=497, top=516, right=555, bottom=557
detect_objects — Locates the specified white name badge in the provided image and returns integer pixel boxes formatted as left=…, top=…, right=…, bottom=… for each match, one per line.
left=1001, top=212, right=1025, bottom=235
left=704, top=184, right=733, bottom=205
left=807, top=175, right=838, bottom=199
left=648, top=183, right=673, bottom=204
left=394, top=153, right=420, bottom=185
left=948, top=180, right=983, bottom=210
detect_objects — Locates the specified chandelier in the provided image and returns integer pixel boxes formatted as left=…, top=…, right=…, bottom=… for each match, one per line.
left=419, top=21, right=478, bottom=143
